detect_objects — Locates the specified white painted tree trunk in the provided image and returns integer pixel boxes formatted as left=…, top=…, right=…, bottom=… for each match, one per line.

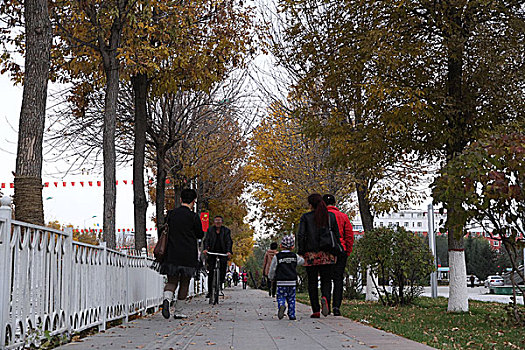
left=365, top=267, right=378, bottom=301
left=447, top=250, right=469, bottom=312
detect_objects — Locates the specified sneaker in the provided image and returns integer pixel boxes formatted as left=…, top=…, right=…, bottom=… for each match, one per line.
left=321, top=297, right=329, bottom=317
left=289, top=316, right=296, bottom=320
left=310, top=312, right=320, bottom=318
left=205, top=293, right=211, bottom=298
left=161, top=299, right=170, bottom=319
left=173, top=301, right=187, bottom=319
left=333, top=307, right=341, bottom=316
left=278, top=305, right=286, bottom=320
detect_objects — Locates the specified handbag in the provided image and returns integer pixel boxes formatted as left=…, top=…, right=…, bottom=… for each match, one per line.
left=153, top=223, right=169, bottom=262
left=319, top=215, right=344, bottom=255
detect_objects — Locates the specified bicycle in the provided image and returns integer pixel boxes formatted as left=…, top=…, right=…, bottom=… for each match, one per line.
left=207, top=252, right=229, bottom=305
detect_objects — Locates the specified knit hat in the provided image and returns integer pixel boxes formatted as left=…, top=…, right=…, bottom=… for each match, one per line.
left=281, top=235, right=295, bottom=249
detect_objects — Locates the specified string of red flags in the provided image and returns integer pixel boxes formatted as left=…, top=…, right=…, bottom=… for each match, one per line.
left=1, top=179, right=175, bottom=189
left=76, top=214, right=209, bottom=235
left=75, top=227, right=158, bottom=234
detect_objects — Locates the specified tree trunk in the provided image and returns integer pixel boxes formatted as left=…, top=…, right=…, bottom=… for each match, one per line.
left=356, top=174, right=377, bottom=301
left=14, top=0, right=52, bottom=225
left=197, top=178, right=209, bottom=212
left=98, top=11, right=124, bottom=250
left=155, top=148, right=167, bottom=237
left=173, top=183, right=181, bottom=209
left=447, top=218, right=468, bottom=312
left=131, top=73, right=149, bottom=251
left=445, top=7, right=469, bottom=313
left=101, top=59, right=119, bottom=249
left=356, top=177, right=374, bottom=232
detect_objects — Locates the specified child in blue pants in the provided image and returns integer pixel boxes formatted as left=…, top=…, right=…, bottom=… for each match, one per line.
left=268, top=235, right=304, bottom=320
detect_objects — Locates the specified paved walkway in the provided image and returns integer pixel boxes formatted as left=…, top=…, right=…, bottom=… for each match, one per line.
left=58, top=287, right=435, bottom=350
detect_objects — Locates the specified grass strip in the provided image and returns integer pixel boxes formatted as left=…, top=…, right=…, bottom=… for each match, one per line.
left=296, top=294, right=525, bottom=350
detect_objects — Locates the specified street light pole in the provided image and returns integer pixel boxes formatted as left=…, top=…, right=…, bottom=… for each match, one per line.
left=428, top=203, right=438, bottom=298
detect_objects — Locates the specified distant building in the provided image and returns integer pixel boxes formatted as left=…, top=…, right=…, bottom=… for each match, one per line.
left=351, top=209, right=504, bottom=250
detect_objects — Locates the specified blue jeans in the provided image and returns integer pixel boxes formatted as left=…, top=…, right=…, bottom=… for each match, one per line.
left=277, top=286, right=296, bottom=319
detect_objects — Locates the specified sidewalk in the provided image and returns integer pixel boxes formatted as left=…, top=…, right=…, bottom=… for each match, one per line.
left=57, top=287, right=435, bottom=350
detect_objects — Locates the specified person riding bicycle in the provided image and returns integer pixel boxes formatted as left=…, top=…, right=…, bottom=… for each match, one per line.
left=202, top=215, right=233, bottom=298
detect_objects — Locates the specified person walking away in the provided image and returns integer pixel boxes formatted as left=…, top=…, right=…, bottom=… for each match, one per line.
left=156, top=189, right=204, bottom=319
left=203, top=215, right=233, bottom=298
left=233, top=270, right=239, bottom=286
left=268, top=235, right=304, bottom=320
left=226, top=270, right=233, bottom=287
left=323, top=194, right=354, bottom=316
left=242, top=271, right=248, bottom=289
left=263, top=242, right=279, bottom=297
left=297, top=193, right=341, bottom=318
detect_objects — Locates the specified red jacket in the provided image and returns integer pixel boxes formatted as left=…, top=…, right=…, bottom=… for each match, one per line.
left=327, top=206, right=354, bottom=255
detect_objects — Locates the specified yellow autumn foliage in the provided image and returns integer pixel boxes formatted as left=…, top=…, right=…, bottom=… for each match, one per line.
left=247, top=102, right=353, bottom=234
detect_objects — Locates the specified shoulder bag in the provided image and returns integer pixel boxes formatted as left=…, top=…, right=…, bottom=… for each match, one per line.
left=319, top=215, right=344, bottom=255
left=153, top=223, right=169, bottom=262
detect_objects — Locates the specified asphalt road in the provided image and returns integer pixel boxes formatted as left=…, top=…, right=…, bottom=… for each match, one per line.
left=422, top=286, right=524, bottom=304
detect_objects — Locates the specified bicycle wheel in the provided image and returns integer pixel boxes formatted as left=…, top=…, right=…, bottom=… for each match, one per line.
left=214, top=266, right=220, bottom=305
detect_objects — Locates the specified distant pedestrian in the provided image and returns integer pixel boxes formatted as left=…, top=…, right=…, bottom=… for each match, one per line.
left=233, top=270, right=239, bottom=286
left=263, top=242, right=279, bottom=297
left=323, top=194, right=354, bottom=316
left=242, top=271, right=248, bottom=289
left=297, top=193, right=340, bottom=318
left=157, top=189, right=204, bottom=319
left=268, top=235, right=304, bottom=320
left=470, top=275, right=475, bottom=288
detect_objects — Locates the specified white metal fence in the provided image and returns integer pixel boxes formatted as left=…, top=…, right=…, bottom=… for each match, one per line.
left=0, top=197, right=207, bottom=349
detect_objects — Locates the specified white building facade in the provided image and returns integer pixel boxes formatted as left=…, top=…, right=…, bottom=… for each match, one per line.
left=351, top=209, right=502, bottom=250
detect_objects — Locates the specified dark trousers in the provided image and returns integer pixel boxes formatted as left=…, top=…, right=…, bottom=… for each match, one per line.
left=207, top=256, right=227, bottom=293
left=164, top=274, right=191, bottom=300
left=331, top=254, right=348, bottom=309
left=306, top=264, right=332, bottom=313
left=269, top=280, right=277, bottom=297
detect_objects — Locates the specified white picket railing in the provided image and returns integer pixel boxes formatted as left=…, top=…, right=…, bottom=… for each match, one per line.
left=0, top=197, right=207, bottom=349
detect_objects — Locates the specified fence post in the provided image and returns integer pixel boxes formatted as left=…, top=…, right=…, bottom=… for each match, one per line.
left=63, top=227, right=74, bottom=335
left=99, top=242, right=107, bottom=331
left=124, top=252, right=129, bottom=323
left=0, top=197, right=13, bottom=350
left=141, top=248, right=147, bottom=315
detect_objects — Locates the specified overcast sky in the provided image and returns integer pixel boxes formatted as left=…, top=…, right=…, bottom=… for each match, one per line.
left=0, top=74, right=157, bottom=234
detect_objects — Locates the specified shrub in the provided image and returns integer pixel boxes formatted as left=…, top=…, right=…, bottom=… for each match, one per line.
left=354, top=226, right=435, bottom=306
left=345, top=251, right=364, bottom=299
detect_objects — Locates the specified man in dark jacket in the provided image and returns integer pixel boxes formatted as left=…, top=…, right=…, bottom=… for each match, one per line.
left=159, top=189, right=204, bottom=319
left=202, top=215, right=233, bottom=297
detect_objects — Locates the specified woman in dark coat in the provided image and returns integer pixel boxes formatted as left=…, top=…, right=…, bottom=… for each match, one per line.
left=156, top=188, right=204, bottom=319
left=297, top=193, right=340, bottom=318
